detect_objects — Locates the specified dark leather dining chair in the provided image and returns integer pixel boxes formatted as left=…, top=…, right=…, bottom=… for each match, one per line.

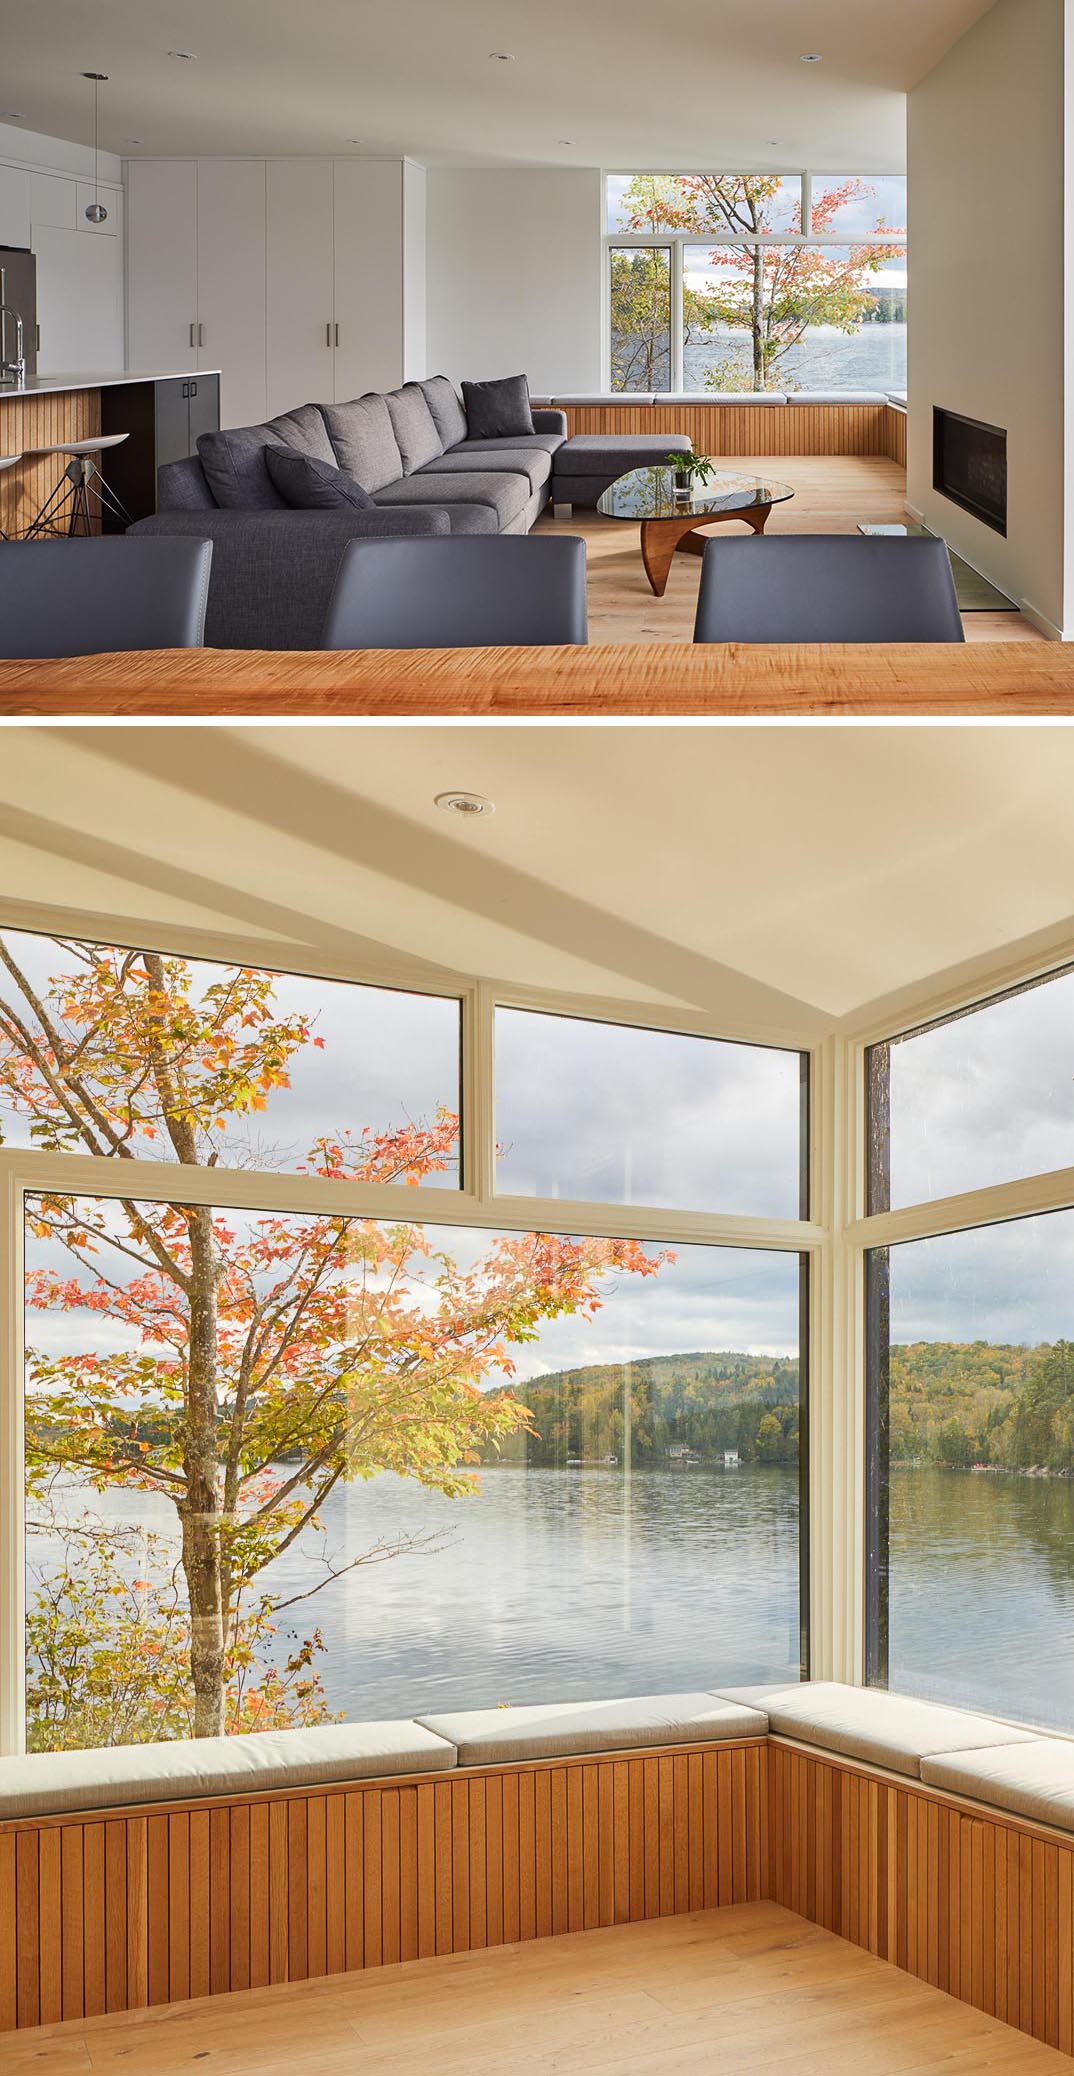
left=692, top=534, right=966, bottom=644
left=0, top=537, right=213, bottom=657
left=320, top=534, right=588, bottom=649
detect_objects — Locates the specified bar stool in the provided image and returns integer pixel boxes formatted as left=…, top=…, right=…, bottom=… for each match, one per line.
left=0, top=453, right=22, bottom=540
left=23, top=432, right=132, bottom=538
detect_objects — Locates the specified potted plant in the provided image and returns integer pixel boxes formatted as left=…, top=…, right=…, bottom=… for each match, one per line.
left=666, top=452, right=719, bottom=496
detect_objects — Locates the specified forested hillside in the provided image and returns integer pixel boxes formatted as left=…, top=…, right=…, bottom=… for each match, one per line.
left=482, top=1340, right=1074, bottom=1473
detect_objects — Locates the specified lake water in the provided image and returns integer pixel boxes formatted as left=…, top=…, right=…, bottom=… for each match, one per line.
left=682, top=324, right=907, bottom=393
left=28, top=1461, right=1074, bottom=1735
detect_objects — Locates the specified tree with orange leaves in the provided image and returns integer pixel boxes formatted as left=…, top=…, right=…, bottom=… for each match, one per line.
left=0, top=937, right=666, bottom=1745
left=620, top=174, right=905, bottom=392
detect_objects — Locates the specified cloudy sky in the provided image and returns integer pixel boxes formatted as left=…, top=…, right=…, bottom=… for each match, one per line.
left=10, top=930, right=1074, bottom=1364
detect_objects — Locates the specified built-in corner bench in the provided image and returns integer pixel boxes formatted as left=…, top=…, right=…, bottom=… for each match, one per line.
left=3, top=1682, right=1072, bottom=2057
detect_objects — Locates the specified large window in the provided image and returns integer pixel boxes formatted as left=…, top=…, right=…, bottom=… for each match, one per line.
left=607, top=173, right=906, bottom=395
left=1, top=929, right=812, bottom=1753
left=866, top=966, right=1074, bottom=1731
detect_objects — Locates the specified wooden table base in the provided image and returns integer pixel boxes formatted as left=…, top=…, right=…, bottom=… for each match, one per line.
left=640, top=505, right=770, bottom=596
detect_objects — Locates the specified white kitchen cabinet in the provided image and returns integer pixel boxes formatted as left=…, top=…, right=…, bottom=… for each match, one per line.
left=266, top=158, right=334, bottom=417
left=33, top=221, right=123, bottom=371
left=196, top=160, right=266, bottom=427
left=331, top=159, right=405, bottom=402
left=0, top=164, right=31, bottom=247
left=126, top=159, right=197, bottom=373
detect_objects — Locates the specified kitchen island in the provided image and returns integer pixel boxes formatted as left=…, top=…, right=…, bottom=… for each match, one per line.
left=0, top=369, right=219, bottom=536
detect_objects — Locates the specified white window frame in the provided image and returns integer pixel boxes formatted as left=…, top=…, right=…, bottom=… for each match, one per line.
left=0, top=926, right=823, bottom=1755
left=602, top=169, right=906, bottom=394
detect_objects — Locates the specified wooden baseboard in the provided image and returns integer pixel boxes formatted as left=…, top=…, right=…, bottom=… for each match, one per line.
left=768, top=1738, right=1074, bottom=2057
left=0, top=1739, right=768, bottom=2032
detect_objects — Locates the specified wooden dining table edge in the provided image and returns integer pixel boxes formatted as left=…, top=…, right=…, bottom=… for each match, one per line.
left=1, top=642, right=1073, bottom=717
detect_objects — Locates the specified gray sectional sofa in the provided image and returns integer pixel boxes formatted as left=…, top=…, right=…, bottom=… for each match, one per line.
left=130, top=379, right=570, bottom=649
left=129, top=376, right=691, bottom=649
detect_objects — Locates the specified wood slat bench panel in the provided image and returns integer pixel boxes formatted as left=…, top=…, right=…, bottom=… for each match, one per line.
left=553, top=400, right=904, bottom=460
left=0, top=1739, right=766, bottom=2035
left=767, top=1739, right=1074, bottom=2056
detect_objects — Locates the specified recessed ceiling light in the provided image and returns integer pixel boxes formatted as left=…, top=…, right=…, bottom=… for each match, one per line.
left=488, top=50, right=515, bottom=61
left=559, top=138, right=574, bottom=146
left=4, top=112, right=25, bottom=121
left=800, top=52, right=823, bottom=62
left=434, top=791, right=495, bottom=818
left=168, top=49, right=197, bottom=60
left=346, top=137, right=363, bottom=144
left=127, top=136, right=144, bottom=144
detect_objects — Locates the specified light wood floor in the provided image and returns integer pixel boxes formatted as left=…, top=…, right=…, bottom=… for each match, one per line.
left=535, top=457, right=1044, bottom=646
left=8, top=1902, right=1070, bottom=2074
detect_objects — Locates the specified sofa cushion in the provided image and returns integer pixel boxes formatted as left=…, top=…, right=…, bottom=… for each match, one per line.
left=265, top=447, right=374, bottom=510
left=416, top=1694, right=767, bottom=1768
left=711, top=1681, right=1038, bottom=1779
left=462, top=373, right=534, bottom=441
left=384, top=382, right=444, bottom=473
left=554, top=433, right=691, bottom=478
left=449, top=433, right=565, bottom=460
left=921, top=1741, right=1074, bottom=1832
left=196, top=403, right=338, bottom=510
left=414, top=446, right=552, bottom=494
left=374, top=469, right=530, bottom=528
left=419, top=376, right=469, bottom=449
left=0, top=1720, right=457, bottom=1820
left=320, top=394, right=404, bottom=495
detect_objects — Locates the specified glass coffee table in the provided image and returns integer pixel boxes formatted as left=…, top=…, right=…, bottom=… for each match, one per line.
left=598, top=465, right=795, bottom=596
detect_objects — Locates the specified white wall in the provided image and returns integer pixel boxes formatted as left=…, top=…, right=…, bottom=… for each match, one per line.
left=907, top=0, right=1069, bottom=634
left=0, top=120, right=124, bottom=373
left=426, top=168, right=602, bottom=393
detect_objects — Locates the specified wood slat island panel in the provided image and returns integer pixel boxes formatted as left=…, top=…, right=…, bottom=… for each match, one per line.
left=3, top=642, right=1074, bottom=716
left=0, top=389, right=101, bottom=538
left=0, top=1740, right=767, bottom=2034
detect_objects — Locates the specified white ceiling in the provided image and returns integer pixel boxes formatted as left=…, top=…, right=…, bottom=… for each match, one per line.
left=1, top=0, right=996, bottom=167
left=1, top=721, right=1072, bottom=1042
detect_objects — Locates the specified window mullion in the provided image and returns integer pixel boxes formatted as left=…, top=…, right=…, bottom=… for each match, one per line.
left=0, top=1164, right=25, bottom=1755
left=670, top=240, right=685, bottom=393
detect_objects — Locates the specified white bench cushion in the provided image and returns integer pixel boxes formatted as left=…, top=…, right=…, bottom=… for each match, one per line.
left=553, top=393, right=656, bottom=406
left=921, top=1740, right=1074, bottom=1832
left=0, top=1720, right=456, bottom=1820
left=789, top=390, right=887, bottom=405
left=654, top=391, right=788, bottom=406
left=711, top=1681, right=1038, bottom=1779
left=417, top=1693, right=766, bottom=1767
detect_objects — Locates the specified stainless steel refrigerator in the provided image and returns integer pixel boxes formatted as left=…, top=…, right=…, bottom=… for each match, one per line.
left=0, top=245, right=37, bottom=389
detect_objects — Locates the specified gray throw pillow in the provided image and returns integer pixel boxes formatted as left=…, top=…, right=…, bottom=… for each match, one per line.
left=461, top=374, right=534, bottom=441
left=265, top=447, right=374, bottom=509
left=196, top=404, right=338, bottom=509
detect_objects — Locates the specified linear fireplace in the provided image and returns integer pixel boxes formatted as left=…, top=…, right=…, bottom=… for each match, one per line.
left=933, top=407, right=1007, bottom=535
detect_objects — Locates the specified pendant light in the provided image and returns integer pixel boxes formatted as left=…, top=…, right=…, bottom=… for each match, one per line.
left=83, top=72, right=109, bottom=224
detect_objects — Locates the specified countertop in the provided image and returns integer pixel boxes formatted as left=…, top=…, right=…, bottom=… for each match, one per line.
left=0, top=370, right=221, bottom=399
left=0, top=642, right=1072, bottom=717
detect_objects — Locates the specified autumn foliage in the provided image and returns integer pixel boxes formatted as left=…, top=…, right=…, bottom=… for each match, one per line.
left=0, top=937, right=666, bottom=1747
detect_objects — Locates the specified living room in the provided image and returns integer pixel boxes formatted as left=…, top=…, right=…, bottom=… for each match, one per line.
left=0, top=0, right=1071, bottom=708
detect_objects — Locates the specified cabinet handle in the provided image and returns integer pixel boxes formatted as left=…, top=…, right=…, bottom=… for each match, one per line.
left=326, top=322, right=332, bottom=347
left=182, top=381, right=189, bottom=399
left=189, top=322, right=195, bottom=348
left=198, top=322, right=205, bottom=348
left=334, top=322, right=340, bottom=347
left=190, top=381, right=197, bottom=396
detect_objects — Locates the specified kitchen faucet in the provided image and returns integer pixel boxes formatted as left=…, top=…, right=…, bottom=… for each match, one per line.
left=0, top=266, right=26, bottom=387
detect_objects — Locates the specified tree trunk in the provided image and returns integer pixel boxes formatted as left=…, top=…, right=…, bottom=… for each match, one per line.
left=751, top=250, right=765, bottom=390
left=179, top=1203, right=226, bottom=1739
